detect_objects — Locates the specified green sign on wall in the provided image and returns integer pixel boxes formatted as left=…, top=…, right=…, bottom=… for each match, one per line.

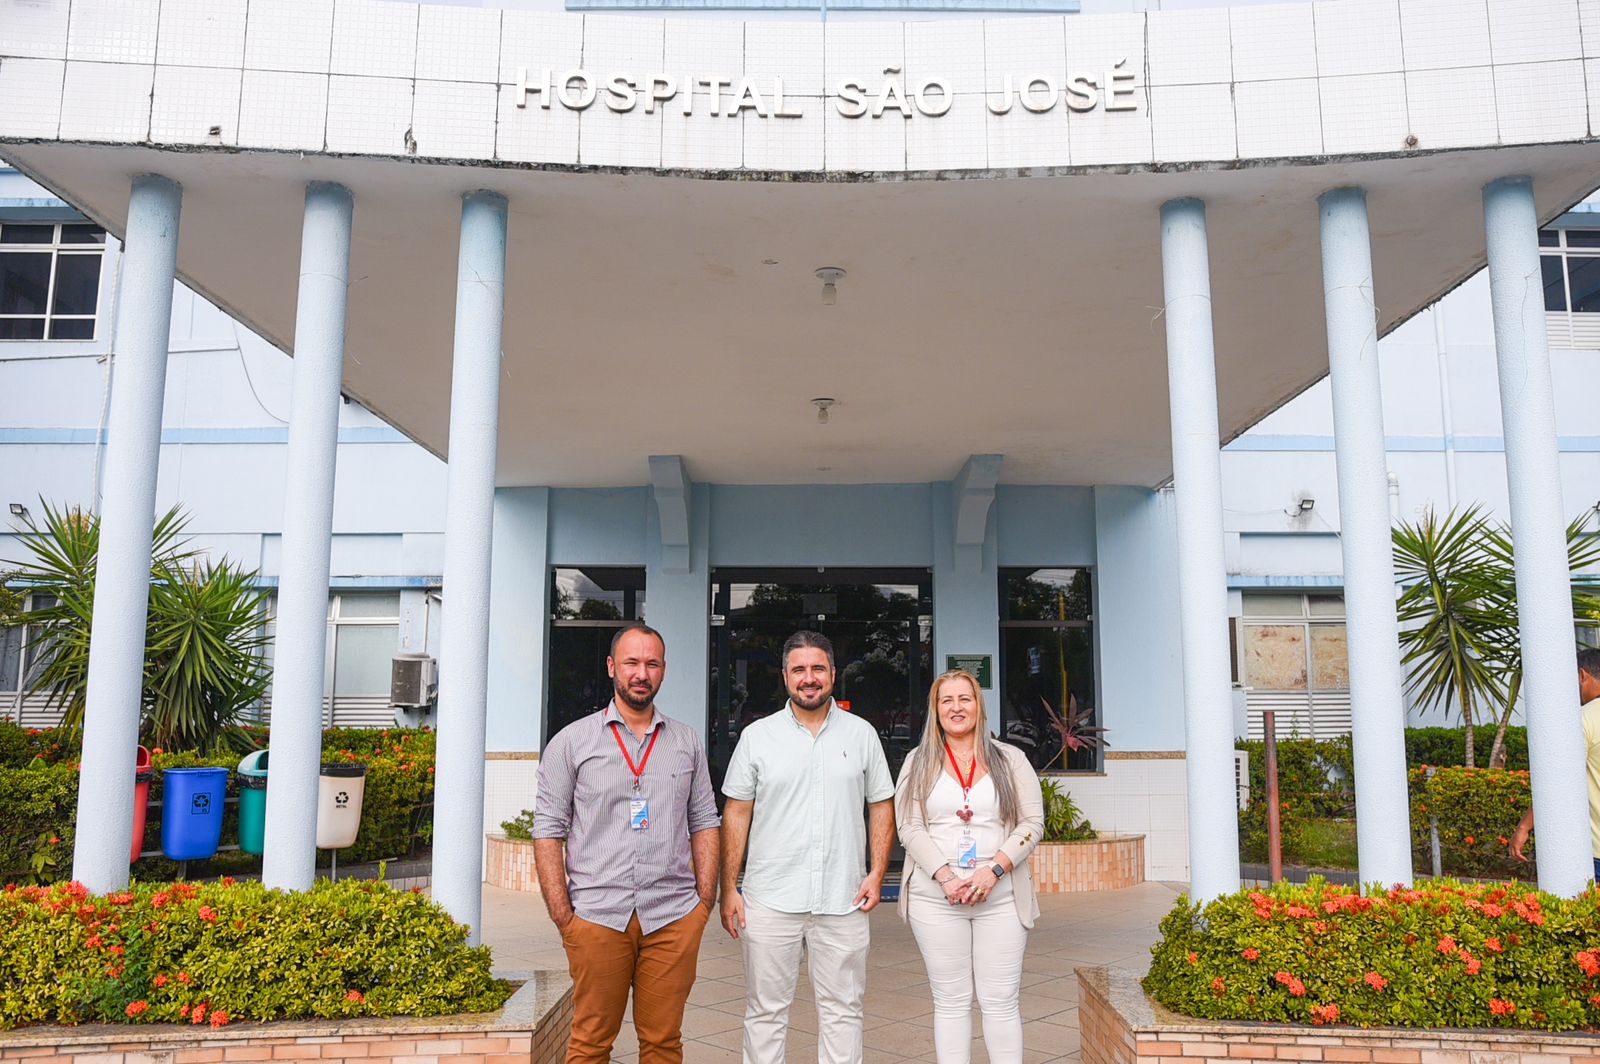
left=944, top=654, right=993, bottom=689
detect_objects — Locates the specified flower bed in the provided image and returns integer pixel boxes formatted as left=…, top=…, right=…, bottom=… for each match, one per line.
left=1144, top=879, right=1600, bottom=1030
left=1030, top=835, right=1145, bottom=892
left=486, top=833, right=544, bottom=894
left=0, top=878, right=510, bottom=1030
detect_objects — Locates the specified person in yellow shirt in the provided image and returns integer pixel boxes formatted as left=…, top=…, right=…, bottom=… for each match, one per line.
left=1509, top=647, right=1600, bottom=880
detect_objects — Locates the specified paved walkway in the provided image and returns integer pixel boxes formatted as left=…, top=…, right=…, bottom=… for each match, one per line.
left=481, top=880, right=1184, bottom=1064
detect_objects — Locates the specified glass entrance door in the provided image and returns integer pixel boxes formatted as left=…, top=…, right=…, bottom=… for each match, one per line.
left=707, top=568, right=934, bottom=794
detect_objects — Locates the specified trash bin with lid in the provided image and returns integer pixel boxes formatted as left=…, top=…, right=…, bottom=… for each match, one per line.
left=317, top=763, right=367, bottom=851
left=130, top=746, right=152, bottom=864
left=160, top=767, right=230, bottom=862
left=237, top=750, right=269, bottom=856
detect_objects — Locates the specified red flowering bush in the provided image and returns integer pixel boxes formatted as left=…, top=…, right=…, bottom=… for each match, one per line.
left=1145, top=879, right=1600, bottom=1030
left=0, top=877, right=508, bottom=1030
left=1409, top=766, right=1533, bottom=878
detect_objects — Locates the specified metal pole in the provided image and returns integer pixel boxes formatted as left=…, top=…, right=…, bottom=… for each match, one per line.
left=262, top=182, right=355, bottom=892
left=1264, top=709, right=1283, bottom=884
left=1318, top=187, right=1413, bottom=887
left=71, top=174, right=182, bottom=894
left=431, top=191, right=509, bottom=944
left=1483, top=176, right=1592, bottom=898
left=1159, top=197, right=1243, bottom=903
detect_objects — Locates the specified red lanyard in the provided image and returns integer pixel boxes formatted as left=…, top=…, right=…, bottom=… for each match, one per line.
left=943, top=741, right=976, bottom=802
left=611, top=722, right=660, bottom=789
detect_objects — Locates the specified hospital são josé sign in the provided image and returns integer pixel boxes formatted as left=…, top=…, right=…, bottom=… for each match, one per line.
left=513, top=63, right=1140, bottom=119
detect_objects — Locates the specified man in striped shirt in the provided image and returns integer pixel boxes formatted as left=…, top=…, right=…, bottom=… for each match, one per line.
left=533, top=623, right=722, bottom=1064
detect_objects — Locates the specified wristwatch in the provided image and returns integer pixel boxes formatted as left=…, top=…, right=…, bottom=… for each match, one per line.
left=990, top=863, right=1007, bottom=879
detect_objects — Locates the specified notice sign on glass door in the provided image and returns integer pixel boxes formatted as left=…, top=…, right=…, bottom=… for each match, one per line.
left=945, top=654, right=993, bottom=689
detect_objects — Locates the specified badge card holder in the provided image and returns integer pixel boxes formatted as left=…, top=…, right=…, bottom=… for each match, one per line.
left=630, top=795, right=651, bottom=831
left=955, top=831, right=978, bottom=870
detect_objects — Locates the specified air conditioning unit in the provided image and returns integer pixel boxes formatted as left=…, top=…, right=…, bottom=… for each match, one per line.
left=391, top=652, right=437, bottom=708
left=1234, top=749, right=1250, bottom=811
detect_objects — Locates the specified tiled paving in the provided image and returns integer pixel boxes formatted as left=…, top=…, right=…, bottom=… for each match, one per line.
left=481, top=880, right=1184, bottom=1064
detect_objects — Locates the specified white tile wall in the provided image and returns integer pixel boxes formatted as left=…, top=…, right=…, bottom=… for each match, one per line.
left=157, top=0, right=247, bottom=70
left=237, top=69, right=327, bottom=151
left=579, top=101, right=662, bottom=168
left=325, top=74, right=412, bottom=155
left=1066, top=13, right=1145, bottom=73
left=1054, top=759, right=1191, bottom=883
left=664, top=19, right=743, bottom=80
left=1150, top=83, right=1236, bottom=162
left=744, top=21, right=822, bottom=98
left=151, top=65, right=242, bottom=146
left=1320, top=72, right=1410, bottom=154
left=1231, top=3, right=1316, bottom=83
left=1069, top=86, right=1154, bottom=166
left=484, top=759, right=540, bottom=858
left=906, top=97, right=987, bottom=171
left=907, top=20, right=985, bottom=97
left=1147, top=8, right=1232, bottom=86
left=0, top=57, right=64, bottom=139
left=1235, top=78, right=1323, bottom=159
left=412, top=79, right=497, bottom=160
left=1584, top=0, right=1600, bottom=59
left=1495, top=60, right=1588, bottom=144
left=983, top=18, right=1067, bottom=96
left=743, top=94, right=823, bottom=170
left=499, top=10, right=584, bottom=85
left=1404, top=66, right=1497, bottom=150
left=244, top=0, right=334, bottom=74
left=59, top=60, right=153, bottom=142
left=1314, top=0, right=1404, bottom=77
left=1487, top=0, right=1582, bottom=65
left=663, top=94, right=743, bottom=170
left=1589, top=59, right=1600, bottom=134
left=67, top=0, right=158, bottom=64
left=581, top=14, right=663, bottom=73
left=0, top=0, right=69, bottom=60
left=1399, top=0, right=1492, bottom=71
left=826, top=21, right=905, bottom=92
left=416, top=5, right=500, bottom=84
left=495, top=82, right=579, bottom=165
left=824, top=104, right=906, bottom=172
left=330, top=0, right=418, bottom=79
left=987, top=102, right=1069, bottom=169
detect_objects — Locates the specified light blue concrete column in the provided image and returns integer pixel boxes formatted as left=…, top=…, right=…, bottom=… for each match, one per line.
left=1318, top=187, right=1413, bottom=887
left=433, top=191, right=509, bottom=942
left=486, top=487, right=551, bottom=752
left=931, top=481, right=1001, bottom=713
left=71, top=175, right=182, bottom=893
left=262, top=182, right=355, bottom=891
left=1158, top=198, right=1241, bottom=903
left=646, top=482, right=711, bottom=731
left=1484, top=176, right=1592, bottom=896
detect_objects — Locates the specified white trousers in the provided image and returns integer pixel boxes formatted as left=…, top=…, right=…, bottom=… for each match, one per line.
left=740, top=897, right=870, bottom=1064
left=906, top=876, right=1029, bottom=1064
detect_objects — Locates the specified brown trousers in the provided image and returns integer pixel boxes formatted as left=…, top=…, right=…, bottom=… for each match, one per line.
left=560, top=902, right=711, bottom=1064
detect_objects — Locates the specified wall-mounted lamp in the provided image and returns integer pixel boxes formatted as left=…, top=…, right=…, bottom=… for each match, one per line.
left=1297, top=496, right=1315, bottom=513
left=7, top=502, right=27, bottom=519
left=815, top=267, right=845, bottom=306
left=812, top=398, right=837, bottom=424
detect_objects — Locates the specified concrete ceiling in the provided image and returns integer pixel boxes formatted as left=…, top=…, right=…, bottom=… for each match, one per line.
left=7, top=141, right=1600, bottom=488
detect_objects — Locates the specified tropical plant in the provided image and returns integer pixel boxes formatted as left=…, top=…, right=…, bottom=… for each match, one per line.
left=501, top=809, right=536, bottom=841
left=1038, top=776, right=1096, bottom=841
left=3, top=501, right=269, bottom=752
left=1392, top=505, right=1600, bottom=768
left=1040, top=694, right=1108, bottom=764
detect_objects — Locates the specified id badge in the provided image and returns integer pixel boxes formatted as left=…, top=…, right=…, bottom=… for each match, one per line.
left=629, top=796, right=650, bottom=831
left=955, top=832, right=978, bottom=870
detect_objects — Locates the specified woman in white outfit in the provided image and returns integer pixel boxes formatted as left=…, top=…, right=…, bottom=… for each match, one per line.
left=896, top=669, right=1045, bottom=1064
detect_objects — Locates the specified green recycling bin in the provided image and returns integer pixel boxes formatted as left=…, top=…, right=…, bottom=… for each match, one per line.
left=237, top=750, right=269, bottom=856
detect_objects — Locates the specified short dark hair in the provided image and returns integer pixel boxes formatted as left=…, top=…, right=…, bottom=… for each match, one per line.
left=610, top=623, right=665, bottom=658
left=781, top=630, right=835, bottom=671
left=1579, top=646, right=1600, bottom=680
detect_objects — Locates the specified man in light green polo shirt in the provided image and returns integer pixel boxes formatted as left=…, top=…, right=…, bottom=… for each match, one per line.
left=1510, top=646, right=1600, bottom=880
left=720, top=629, right=895, bottom=1064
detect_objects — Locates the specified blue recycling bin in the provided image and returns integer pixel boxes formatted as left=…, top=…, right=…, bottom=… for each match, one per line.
left=161, top=767, right=230, bottom=861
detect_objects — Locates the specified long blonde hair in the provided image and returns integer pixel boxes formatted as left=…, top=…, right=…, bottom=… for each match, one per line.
left=902, top=670, right=1022, bottom=829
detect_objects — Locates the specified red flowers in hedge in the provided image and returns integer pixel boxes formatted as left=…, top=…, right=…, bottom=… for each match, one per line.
left=124, top=1001, right=148, bottom=1018
left=1310, top=1003, right=1340, bottom=1025
left=1363, top=972, right=1388, bottom=991
left=346, top=990, right=365, bottom=1004
left=1490, top=999, right=1517, bottom=1016
left=1273, top=972, right=1308, bottom=997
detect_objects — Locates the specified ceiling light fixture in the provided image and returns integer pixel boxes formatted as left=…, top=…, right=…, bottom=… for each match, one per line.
left=812, top=398, right=837, bottom=424
left=815, top=266, right=845, bottom=306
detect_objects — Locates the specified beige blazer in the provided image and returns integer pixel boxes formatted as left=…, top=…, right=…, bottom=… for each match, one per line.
left=894, top=740, right=1045, bottom=929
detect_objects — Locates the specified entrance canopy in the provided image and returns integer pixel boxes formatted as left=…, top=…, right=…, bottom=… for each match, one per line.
left=4, top=1, right=1600, bottom=487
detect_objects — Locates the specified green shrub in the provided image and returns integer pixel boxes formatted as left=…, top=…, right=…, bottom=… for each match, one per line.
left=1145, top=879, right=1600, bottom=1030
left=1235, top=738, right=1353, bottom=864
left=0, top=764, right=77, bottom=883
left=1038, top=777, right=1096, bottom=841
left=501, top=810, right=536, bottom=841
left=0, top=724, right=81, bottom=769
left=1406, top=727, right=1528, bottom=771
left=0, top=877, right=510, bottom=1030
left=1410, top=766, right=1533, bottom=879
